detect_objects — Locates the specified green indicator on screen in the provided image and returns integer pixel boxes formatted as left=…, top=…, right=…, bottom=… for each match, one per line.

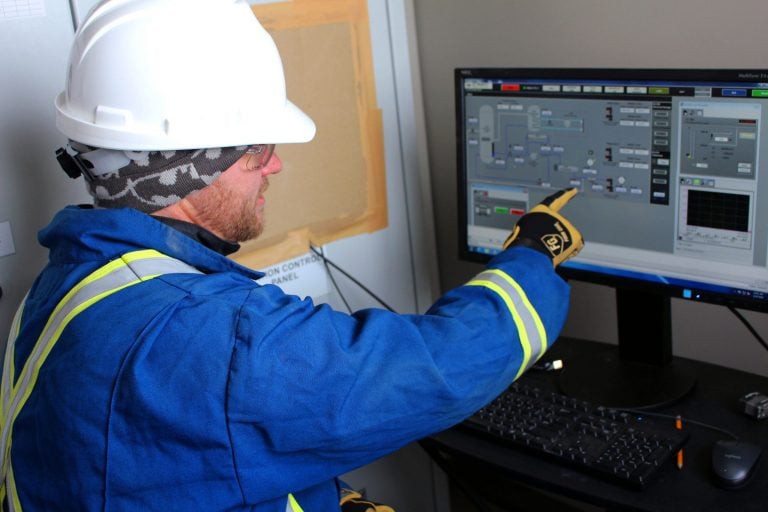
left=495, top=206, right=509, bottom=214
left=649, top=87, right=669, bottom=95
left=751, top=89, right=768, bottom=97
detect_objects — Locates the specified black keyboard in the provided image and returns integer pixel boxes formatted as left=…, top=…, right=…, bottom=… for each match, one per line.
left=462, top=381, right=689, bottom=489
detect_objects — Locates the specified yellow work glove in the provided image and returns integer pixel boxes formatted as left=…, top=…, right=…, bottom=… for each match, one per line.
left=340, top=488, right=396, bottom=512
left=503, top=187, right=584, bottom=267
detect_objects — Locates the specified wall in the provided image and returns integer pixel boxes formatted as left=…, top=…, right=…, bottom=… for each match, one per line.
left=411, top=0, right=768, bottom=377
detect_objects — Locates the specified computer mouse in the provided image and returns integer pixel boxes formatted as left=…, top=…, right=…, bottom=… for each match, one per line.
left=711, top=439, right=762, bottom=489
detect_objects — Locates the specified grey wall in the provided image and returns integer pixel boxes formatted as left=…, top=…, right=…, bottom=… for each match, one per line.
left=412, top=0, right=768, bottom=377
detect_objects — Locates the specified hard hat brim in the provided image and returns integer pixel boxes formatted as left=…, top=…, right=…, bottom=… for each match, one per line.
left=55, top=93, right=317, bottom=151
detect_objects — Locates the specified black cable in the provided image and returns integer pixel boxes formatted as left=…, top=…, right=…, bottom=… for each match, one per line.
left=728, top=306, right=768, bottom=354
left=327, top=267, right=353, bottom=313
left=309, top=244, right=397, bottom=313
left=620, top=409, right=739, bottom=440
left=68, top=0, right=80, bottom=32
left=315, top=246, right=353, bottom=313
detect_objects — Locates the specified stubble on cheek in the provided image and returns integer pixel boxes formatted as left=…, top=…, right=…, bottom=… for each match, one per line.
left=187, top=178, right=268, bottom=242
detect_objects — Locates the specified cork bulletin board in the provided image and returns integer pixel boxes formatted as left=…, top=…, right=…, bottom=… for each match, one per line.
left=232, top=0, right=387, bottom=270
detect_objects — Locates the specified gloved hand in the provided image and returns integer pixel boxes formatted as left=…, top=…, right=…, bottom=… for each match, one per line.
left=340, top=488, right=396, bottom=512
left=503, top=187, right=584, bottom=267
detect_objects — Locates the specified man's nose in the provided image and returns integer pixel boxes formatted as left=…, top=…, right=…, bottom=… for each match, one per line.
left=262, top=153, right=282, bottom=176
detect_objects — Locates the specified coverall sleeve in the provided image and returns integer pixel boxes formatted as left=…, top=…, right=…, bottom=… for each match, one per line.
left=226, top=246, right=569, bottom=501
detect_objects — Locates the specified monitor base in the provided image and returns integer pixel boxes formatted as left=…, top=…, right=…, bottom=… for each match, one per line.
left=557, top=349, right=697, bottom=409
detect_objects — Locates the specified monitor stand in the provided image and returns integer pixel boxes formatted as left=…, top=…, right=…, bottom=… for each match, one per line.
left=557, top=288, right=697, bottom=409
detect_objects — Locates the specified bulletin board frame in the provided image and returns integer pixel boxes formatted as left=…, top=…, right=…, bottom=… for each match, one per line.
left=233, top=0, right=387, bottom=270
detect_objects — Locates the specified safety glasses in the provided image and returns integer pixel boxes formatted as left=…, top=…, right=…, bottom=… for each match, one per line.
left=243, top=144, right=276, bottom=171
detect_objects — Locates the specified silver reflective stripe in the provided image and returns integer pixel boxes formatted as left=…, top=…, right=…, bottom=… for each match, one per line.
left=467, top=269, right=547, bottom=379
left=0, top=296, right=26, bottom=510
left=125, top=255, right=201, bottom=277
left=0, top=250, right=202, bottom=511
left=1, top=294, right=26, bottom=420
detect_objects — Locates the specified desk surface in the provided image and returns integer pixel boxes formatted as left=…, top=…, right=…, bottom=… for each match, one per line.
left=429, top=338, right=768, bottom=512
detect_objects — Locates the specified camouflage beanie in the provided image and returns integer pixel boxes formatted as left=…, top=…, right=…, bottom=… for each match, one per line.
left=80, top=146, right=248, bottom=213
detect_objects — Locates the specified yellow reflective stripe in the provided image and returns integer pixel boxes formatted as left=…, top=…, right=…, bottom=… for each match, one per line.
left=287, top=493, right=305, bottom=512
left=0, top=249, right=201, bottom=511
left=467, top=279, right=532, bottom=380
left=0, top=298, right=25, bottom=504
left=467, top=269, right=548, bottom=379
left=483, top=269, right=547, bottom=356
left=7, top=250, right=174, bottom=403
left=120, top=248, right=165, bottom=263
left=120, top=249, right=202, bottom=279
left=9, top=280, right=141, bottom=415
left=1, top=298, right=24, bottom=419
left=0, top=275, right=154, bottom=509
left=1, top=341, right=13, bottom=419
left=7, top=464, right=19, bottom=512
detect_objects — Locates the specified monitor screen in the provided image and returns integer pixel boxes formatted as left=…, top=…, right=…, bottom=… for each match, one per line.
left=456, top=68, right=768, bottom=407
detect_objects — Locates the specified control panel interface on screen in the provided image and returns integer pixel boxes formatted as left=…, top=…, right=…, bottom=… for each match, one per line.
left=457, top=70, right=768, bottom=307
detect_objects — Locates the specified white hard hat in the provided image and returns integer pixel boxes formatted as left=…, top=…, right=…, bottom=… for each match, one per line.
left=55, top=0, right=316, bottom=150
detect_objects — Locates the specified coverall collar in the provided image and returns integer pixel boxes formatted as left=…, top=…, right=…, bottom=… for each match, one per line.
left=151, top=216, right=240, bottom=256
left=38, top=205, right=265, bottom=280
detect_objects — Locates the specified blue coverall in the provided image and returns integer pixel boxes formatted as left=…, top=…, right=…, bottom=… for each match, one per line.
left=6, top=205, right=570, bottom=510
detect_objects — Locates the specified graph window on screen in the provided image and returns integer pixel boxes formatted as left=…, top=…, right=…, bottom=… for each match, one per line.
left=456, top=69, right=768, bottom=408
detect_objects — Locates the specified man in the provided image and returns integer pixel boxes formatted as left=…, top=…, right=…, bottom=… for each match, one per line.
left=2, top=0, right=583, bottom=511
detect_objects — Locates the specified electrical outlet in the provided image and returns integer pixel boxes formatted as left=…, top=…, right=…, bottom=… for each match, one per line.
left=0, top=221, right=16, bottom=257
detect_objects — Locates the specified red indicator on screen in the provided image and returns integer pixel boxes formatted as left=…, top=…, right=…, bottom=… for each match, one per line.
left=509, top=208, right=525, bottom=215
left=501, top=83, right=521, bottom=91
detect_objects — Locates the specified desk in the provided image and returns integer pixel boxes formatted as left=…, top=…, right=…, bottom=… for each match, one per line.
left=427, top=338, right=768, bottom=512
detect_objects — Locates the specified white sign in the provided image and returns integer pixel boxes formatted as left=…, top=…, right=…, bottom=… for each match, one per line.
left=262, top=252, right=329, bottom=299
left=1, top=0, right=45, bottom=20
left=0, top=221, right=15, bottom=257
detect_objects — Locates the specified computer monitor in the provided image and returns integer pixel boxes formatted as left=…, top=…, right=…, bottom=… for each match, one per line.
left=456, top=68, right=768, bottom=408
